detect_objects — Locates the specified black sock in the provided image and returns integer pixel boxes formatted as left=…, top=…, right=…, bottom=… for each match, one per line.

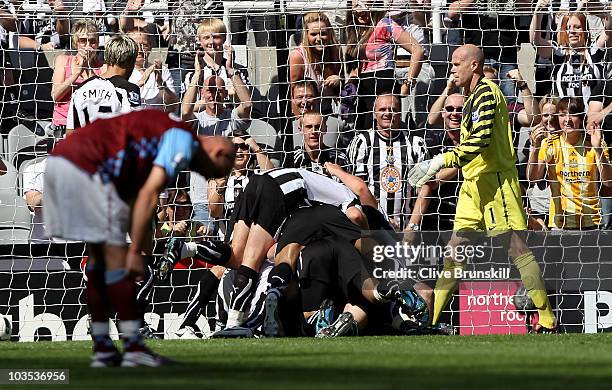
left=181, top=269, right=220, bottom=328
left=267, top=263, right=293, bottom=295
left=229, top=265, right=259, bottom=313
left=194, top=240, right=231, bottom=266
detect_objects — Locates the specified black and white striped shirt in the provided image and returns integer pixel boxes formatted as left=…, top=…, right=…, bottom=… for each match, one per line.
left=67, top=75, right=141, bottom=130
left=552, top=43, right=608, bottom=106
left=293, top=147, right=351, bottom=179
left=264, top=168, right=357, bottom=212
left=348, top=129, right=427, bottom=229
left=219, top=173, right=251, bottom=239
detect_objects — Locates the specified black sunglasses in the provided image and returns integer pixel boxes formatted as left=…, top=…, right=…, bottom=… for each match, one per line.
left=234, top=143, right=249, bottom=151
left=444, top=106, right=462, bottom=113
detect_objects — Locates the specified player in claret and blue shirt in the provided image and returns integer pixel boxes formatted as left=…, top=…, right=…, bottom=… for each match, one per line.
left=43, top=109, right=235, bottom=367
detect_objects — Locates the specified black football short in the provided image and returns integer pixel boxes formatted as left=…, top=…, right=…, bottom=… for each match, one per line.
left=276, top=203, right=362, bottom=253
left=298, top=237, right=370, bottom=312
left=230, top=174, right=289, bottom=238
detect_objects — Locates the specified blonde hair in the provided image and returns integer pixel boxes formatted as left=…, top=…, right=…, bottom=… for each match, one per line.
left=483, top=65, right=498, bottom=78
left=197, top=18, right=228, bottom=37
left=104, top=34, right=138, bottom=70
left=70, top=19, right=99, bottom=49
left=300, top=12, right=341, bottom=79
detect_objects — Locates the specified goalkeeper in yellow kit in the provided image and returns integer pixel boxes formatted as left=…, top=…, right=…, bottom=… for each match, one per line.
left=408, top=44, right=556, bottom=332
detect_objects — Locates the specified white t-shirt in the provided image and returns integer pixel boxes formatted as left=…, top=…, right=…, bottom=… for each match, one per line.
left=23, top=159, right=47, bottom=241
left=194, top=106, right=250, bottom=136
left=128, top=66, right=176, bottom=110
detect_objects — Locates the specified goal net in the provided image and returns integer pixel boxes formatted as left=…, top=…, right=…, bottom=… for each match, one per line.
left=1, top=0, right=611, bottom=341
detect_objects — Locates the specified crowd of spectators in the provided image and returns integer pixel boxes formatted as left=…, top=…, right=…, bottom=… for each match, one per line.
left=1, top=0, right=612, bottom=237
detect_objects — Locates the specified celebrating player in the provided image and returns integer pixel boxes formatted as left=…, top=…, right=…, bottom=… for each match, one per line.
left=43, top=109, right=235, bottom=367
left=407, top=44, right=557, bottom=332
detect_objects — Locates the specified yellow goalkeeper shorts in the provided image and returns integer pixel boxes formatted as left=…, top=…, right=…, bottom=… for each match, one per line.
left=454, top=170, right=527, bottom=233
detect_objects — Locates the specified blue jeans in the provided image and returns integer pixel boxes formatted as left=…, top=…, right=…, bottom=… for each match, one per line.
left=192, top=203, right=218, bottom=236
left=484, top=59, right=517, bottom=104
left=601, top=197, right=612, bottom=230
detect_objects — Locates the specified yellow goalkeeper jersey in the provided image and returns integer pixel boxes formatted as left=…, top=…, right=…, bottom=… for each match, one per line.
left=539, top=133, right=609, bottom=229
left=443, top=77, right=517, bottom=179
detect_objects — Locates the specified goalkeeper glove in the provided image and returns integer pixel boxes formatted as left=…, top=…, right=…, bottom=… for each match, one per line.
left=407, top=154, right=445, bottom=188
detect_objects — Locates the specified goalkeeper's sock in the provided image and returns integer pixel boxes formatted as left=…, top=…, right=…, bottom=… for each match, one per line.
left=432, top=259, right=464, bottom=325
left=266, top=262, right=293, bottom=297
left=181, top=270, right=220, bottom=329
left=192, top=240, right=232, bottom=266
left=104, top=269, right=144, bottom=349
left=513, top=252, right=556, bottom=329
left=227, top=265, right=259, bottom=327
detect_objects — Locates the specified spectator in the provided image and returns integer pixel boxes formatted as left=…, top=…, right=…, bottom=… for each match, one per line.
left=0, top=1, right=17, bottom=132
left=526, top=95, right=558, bottom=230
left=208, top=130, right=273, bottom=239
left=181, top=56, right=252, bottom=135
left=293, top=110, right=350, bottom=177
left=588, top=72, right=612, bottom=229
left=527, top=97, right=612, bottom=230
left=291, top=79, right=320, bottom=118
left=17, top=0, right=68, bottom=52
left=182, top=49, right=252, bottom=235
left=530, top=7, right=612, bottom=106
left=344, top=0, right=424, bottom=130
left=228, top=10, right=277, bottom=47
left=447, top=0, right=523, bottom=102
left=289, top=12, right=342, bottom=115
left=387, top=0, right=434, bottom=125
left=51, top=20, right=102, bottom=137
left=157, top=189, right=207, bottom=239
left=348, top=93, right=428, bottom=229
left=417, top=92, right=464, bottom=231
left=24, top=158, right=47, bottom=242
left=66, top=34, right=140, bottom=134
left=127, top=29, right=178, bottom=112
left=121, top=0, right=223, bottom=98
left=23, top=139, right=56, bottom=242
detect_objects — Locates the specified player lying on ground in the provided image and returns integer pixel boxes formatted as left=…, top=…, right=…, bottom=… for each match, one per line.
left=44, top=109, right=235, bottom=367
left=407, top=44, right=556, bottom=332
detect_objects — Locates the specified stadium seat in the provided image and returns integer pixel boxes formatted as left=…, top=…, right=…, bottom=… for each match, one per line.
left=248, top=119, right=279, bottom=150
left=0, top=159, right=18, bottom=193
left=248, top=119, right=282, bottom=167
left=7, top=124, right=49, bottom=171
left=292, top=116, right=340, bottom=149
left=0, top=188, right=31, bottom=231
left=18, top=156, right=46, bottom=197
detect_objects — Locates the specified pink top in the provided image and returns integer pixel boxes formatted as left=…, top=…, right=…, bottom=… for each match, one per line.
left=361, top=17, right=404, bottom=74
left=52, top=55, right=102, bottom=126
left=292, top=46, right=339, bottom=103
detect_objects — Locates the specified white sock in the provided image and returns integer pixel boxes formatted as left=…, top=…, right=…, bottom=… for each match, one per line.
left=119, top=320, right=140, bottom=338
left=91, top=321, right=110, bottom=337
left=182, top=242, right=197, bottom=258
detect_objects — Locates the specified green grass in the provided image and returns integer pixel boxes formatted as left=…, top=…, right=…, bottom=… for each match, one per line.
left=2, top=335, right=612, bottom=389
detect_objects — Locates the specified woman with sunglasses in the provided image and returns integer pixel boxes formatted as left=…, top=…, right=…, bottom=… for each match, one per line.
left=208, top=130, right=273, bottom=240
left=528, top=97, right=612, bottom=230
left=51, top=20, right=102, bottom=137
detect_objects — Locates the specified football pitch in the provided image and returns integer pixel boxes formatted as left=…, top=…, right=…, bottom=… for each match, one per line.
left=2, top=334, right=612, bottom=389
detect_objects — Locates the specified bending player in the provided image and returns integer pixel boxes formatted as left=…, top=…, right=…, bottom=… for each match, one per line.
left=407, top=44, right=556, bottom=332
left=44, top=109, right=234, bottom=367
